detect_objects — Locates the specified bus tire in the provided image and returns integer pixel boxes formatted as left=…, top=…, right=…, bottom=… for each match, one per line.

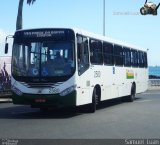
left=128, top=84, right=136, bottom=102
left=89, top=88, right=98, bottom=113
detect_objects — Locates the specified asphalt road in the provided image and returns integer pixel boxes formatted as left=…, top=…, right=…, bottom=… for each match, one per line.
left=0, top=90, right=160, bottom=139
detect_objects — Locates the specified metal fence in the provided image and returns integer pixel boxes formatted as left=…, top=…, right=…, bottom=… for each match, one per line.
left=149, top=79, right=160, bottom=87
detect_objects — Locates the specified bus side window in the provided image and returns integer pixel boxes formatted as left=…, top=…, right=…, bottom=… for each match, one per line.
left=123, top=47, right=131, bottom=67
left=103, top=42, right=114, bottom=65
left=144, top=52, right=148, bottom=68
left=138, top=51, right=145, bottom=68
left=114, top=44, right=123, bottom=66
left=77, top=34, right=89, bottom=75
left=131, top=49, right=138, bottom=67
left=90, top=39, right=103, bottom=65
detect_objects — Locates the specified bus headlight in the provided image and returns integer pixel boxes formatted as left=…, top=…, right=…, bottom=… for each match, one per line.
left=60, top=85, right=76, bottom=96
left=11, top=86, right=23, bottom=96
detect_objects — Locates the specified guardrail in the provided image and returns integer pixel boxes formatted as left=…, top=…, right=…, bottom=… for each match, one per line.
left=149, top=79, right=160, bottom=87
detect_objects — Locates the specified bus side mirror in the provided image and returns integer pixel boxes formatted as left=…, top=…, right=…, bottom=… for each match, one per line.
left=5, top=43, right=9, bottom=54
left=4, top=35, right=14, bottom=54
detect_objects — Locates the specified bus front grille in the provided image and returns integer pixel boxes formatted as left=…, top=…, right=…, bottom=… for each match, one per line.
left=20, top=82, right=63, bottom=88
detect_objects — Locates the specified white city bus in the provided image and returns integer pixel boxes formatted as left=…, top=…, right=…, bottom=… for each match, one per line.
left=6, top=28, right=148, bottom=112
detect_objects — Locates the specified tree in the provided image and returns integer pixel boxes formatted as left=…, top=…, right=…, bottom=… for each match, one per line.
left=16, top=0, right=36, bottom=30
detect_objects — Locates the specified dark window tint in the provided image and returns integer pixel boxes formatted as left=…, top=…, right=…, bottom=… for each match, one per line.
left=103, top=42, right=114, bottom=65
left=138, top=51, right=145, bottom=68
left=131, top=49, right=138, bottom=67
left=114, top=45, right=123, bottom=66
left=123, top=47, right=131, bottom=67
left=144, top=52, right=148, bottom=68
left=90, top=39, right=103, bottom=65
left=77, top=34, right=89, bottom=75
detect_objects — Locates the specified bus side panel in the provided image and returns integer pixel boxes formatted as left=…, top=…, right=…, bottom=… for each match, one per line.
left=111, top=67, right=131, bottom=99
left=76, top=66, right=148, bottom=106
left=136, top=68, right=148, bottom=93
left=76, top=69, right=93, bottom=106
left=102, top=66, right=114, bottom=100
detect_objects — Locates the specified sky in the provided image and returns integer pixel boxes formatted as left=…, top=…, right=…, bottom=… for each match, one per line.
left=0, top=0, right=160, bottom=66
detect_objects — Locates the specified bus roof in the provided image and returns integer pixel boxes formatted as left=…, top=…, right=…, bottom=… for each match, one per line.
left=15, top=27, right=146, bottom=52
left=73, top=27, right=146, bottom=52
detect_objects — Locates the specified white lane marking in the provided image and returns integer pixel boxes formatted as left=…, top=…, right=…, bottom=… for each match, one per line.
left=143, top=93, right=160, bottom=95
left=135, top=100, right=152, bottom=103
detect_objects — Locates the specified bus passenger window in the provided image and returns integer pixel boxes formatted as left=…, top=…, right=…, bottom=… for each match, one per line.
left=90, top=39, right=103, bottom=65
left=103, top=42, right=114, bottom=65
left=123, top=47, right=131, bottom=67
left=114, top=45, right=123, bottom=66
left=77, top=35, right=89, bottom=75
left=138, top=51, right=145, bottom=68
left=144, top=52, right=148, bottom=68
left=131, top=49, right=138, bottom=67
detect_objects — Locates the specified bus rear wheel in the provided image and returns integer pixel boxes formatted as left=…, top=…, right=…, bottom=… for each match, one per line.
left=128, top=84, right=136, bottom=102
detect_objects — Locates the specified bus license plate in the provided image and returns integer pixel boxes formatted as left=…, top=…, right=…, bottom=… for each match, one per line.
left=35, top=99, right=46, bottom=103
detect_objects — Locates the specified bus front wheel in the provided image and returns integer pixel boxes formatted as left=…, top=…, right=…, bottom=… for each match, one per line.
left=89, top=88, right=99, bottom=113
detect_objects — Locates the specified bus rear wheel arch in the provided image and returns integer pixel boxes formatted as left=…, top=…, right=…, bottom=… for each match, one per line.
left=89, top=85, right=101, bottom=113
left=128, top=83, right=136, bottom=102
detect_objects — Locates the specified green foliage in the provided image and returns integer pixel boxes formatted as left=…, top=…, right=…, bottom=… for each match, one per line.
left=27, top=0, right=36, bottom=5
left=16, top=0, right=36, bottom=30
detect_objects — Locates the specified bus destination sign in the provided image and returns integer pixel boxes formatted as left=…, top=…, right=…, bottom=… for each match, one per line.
left=23, top=30, right=65, bottom=38
left=14, top=29, right=75, bottom=42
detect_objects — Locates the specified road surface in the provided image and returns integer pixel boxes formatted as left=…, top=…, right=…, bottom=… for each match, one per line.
left=0, top=90, right=160, bottom=139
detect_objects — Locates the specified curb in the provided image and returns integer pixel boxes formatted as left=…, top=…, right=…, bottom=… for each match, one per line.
left=0, top=98, right=12, bottom=103
left=0, top=93, right=12, bottom=103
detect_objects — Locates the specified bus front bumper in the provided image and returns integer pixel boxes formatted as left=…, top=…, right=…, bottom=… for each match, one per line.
left=12, top=91, right=77, bottom=108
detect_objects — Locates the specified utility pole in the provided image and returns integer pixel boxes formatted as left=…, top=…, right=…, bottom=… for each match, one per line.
left=103, top=0, right=106, bottom=36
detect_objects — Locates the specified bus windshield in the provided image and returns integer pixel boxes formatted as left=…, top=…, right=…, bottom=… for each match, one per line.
left=12, top=41, right=75, bottom=79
